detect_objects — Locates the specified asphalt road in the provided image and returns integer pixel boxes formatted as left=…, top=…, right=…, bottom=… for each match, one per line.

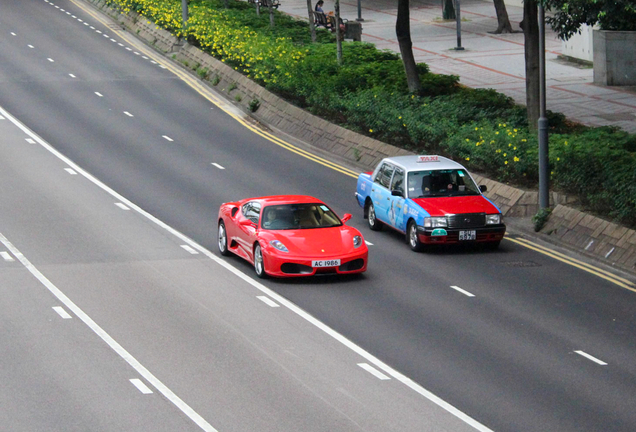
left=1, top=0, right=636, bottom=431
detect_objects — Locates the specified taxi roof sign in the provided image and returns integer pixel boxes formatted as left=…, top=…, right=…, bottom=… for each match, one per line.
left=417, top=155, right=440, bottom=163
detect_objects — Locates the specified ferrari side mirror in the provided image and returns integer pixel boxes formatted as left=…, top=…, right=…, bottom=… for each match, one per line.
left=341, top=213, right=352, bottom=223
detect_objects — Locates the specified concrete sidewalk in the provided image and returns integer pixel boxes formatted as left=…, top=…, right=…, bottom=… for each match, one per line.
left=278, top=0, right=636, bottom=133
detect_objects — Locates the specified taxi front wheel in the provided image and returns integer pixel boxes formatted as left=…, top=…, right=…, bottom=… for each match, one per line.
left=407, top=220, right=423, bottom=252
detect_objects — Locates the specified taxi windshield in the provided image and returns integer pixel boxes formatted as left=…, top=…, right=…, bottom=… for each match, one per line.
left=407, top=169, right=480, bottom=198
left=261, top=203, right=342, bottom=230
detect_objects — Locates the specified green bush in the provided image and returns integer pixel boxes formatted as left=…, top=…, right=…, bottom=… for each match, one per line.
left=108, top=0, right=636, bottom=227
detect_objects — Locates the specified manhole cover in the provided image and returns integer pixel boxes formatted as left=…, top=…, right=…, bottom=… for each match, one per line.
left=503, top=261, right=542, bottom=268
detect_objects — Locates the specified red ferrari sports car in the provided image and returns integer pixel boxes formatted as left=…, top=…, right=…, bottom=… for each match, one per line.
left=217, top=195, right=368, bottom=278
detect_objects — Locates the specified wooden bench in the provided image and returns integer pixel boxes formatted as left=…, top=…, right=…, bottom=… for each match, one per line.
left=312, top=11, right=333, bottom=30
left=261, top=0, right=280, bottom=8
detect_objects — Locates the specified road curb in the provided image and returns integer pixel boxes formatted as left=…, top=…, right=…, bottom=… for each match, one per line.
left=79, top=0, right=636, bottom=276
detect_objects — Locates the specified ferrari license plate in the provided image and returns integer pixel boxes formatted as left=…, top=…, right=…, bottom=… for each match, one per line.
left=459, top=230, right=476, bottom=241
left=312, top=259, right=341, bottom=268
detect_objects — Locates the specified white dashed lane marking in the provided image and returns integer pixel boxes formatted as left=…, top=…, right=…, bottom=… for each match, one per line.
left=69, top=74, right=76, bottom=78
left=358, top=363, right=390, bottom=380
left=11, top=32, right=16, bottom=36
left=47, top=58, right=54, bottom=62
left=130, top=379, right=153, bottom=394
left=0, top=115, right=5, bottom=120
left=162, top=135, right=173, bottom=142
left=1, top=251, right=14, bottom=262
left=25, top=138, right=36, bottom=144
left=95, top=92, right=103, bottom=97
left=53, top=306, right=72, bottom=319
left=211, top=163, right=225, bottom=170
left=28, top=44, right=34, bottom=48
left=180, top=245, right=199, bottom=255
left=450, top=285, right=475, bottom=297
left=257, top=296, right=279, bottom=308
left=575, top=350, right=608, bottom=366
left=64, top=168, right=78, bottom=175
left=123, top=111, right=134, bottom=117
left=115, top=203, right=130, bottom=210
left=365, top=240, right=373, bottom=246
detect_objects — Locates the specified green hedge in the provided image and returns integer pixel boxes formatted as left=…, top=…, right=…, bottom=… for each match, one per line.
left=106, top=0, right=636, bottom=227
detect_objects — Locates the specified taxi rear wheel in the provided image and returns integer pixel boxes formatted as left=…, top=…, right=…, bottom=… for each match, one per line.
left=407, top=220, right=423, bottom=252
left=367, top=202, right=383, bottom=231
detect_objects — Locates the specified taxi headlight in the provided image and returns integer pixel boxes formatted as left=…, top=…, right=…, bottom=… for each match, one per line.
left=353, top=235, right=363, bottom=248
left=269, top=240, right=289, bottom=252
left=486, top=214, right=502, bottom=225
left=424, top=217, right=447, bottom=228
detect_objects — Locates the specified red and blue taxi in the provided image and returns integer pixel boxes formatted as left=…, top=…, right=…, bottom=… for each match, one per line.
left=355, top=155, right=506, bottom=250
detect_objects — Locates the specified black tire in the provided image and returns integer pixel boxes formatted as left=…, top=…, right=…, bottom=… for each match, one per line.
left=485, top=240, right=501, bottom=251
left=218, top=220, right=230, bottom=256
left=367, top=201, right=383, bottom=231
left=407, top=220, right=423, bottom=252
left=253, top=243, right=268, bottom=278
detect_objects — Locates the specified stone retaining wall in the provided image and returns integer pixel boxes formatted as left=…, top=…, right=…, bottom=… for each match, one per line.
left=540, top=205, right=636, bottom=271
left=83, top=0, right=636, bottom=273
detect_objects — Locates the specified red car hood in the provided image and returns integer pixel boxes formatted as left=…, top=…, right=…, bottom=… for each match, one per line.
left=412, top=196, right=499, bottom=216
left=264, top=226, right=361, bottom=257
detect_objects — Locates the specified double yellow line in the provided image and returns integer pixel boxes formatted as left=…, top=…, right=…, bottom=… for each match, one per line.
left=73, top=0, right=635, bottom=292
left=506, top=236, right=636, bottom=292
left=72, top=0, right=358, bottom=179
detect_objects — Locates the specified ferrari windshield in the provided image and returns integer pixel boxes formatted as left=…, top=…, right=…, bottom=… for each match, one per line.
left=261, top=203, right=342, bottom=230
left=407, top=169, right=480, bottom=198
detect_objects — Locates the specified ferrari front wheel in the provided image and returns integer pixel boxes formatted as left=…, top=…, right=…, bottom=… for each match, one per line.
left=218, top=220, right=230, bottom=256
left=254, top=243, right=268, bottom=278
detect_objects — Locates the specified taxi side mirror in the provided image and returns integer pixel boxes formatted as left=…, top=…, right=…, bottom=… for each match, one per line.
left=341, top=213, right=352, bottom=223
left=479, top=185, right=487, bottom=192
left=391, top=189, right=404, bottom=197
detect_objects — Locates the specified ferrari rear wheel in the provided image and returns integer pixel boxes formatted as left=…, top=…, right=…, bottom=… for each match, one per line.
left=218, top=220, right=230, bottom=256
left=367, top=201, right=383, bottom=231
left=408, top=220, right=423, bottom=252
left=254, top=243, right=267, bottom=278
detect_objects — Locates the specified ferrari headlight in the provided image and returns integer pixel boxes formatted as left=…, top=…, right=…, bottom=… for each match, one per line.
left=353, top=235, right=363, bottom=248
left=486, top=214, right=502, bottom=225
left=269, top=240, right=289, bottom=252
left=424, top=217, right=447, bottom=228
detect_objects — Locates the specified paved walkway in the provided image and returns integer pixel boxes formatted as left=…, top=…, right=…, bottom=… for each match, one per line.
left=278, top=0, right=636, bottom=133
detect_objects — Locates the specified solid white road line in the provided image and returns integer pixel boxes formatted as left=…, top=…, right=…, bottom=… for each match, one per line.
left=358, top=363, right=390, bottom=380
left=95, top=92, right=103, bottom=97
left=53, top=306, right=72, bottom=319
left=1, top=251, right=14, bottom=261
left=257, top=296, right=279, bottom=308
left=25, top=138, right=36, bottom=144
left=450, top=286, right=475, bottom=297
left=180, top=245, right=199, bottom=255
left=0, top=104, right=494, bottom=432
left=0, top=233, right=218, bottom=432
left=123, top=111, right=134, bottom=117
left=130, top=378, right=153, bottom=394
left=575, top=350, right=608, bottom=366
left=115, top=203, right=130, bottom=210
left=162, top=135, right=173, bottom=142
left=211, top=163, right=225, bottom=170
left=64, top=168, right=78, bottom=175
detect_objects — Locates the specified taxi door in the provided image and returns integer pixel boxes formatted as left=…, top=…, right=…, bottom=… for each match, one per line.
left=388, top=167, right=406, bottom=232
left=371, top=162, right=394, bottom=224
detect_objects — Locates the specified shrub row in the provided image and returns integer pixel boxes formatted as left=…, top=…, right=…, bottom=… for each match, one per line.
left=106, top=0, right=636, bottom=227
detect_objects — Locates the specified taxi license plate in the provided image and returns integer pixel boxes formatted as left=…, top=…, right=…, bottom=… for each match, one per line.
left=459, top=230, right=476, bottom=241
left=312, top=259, right=341, bottom=268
